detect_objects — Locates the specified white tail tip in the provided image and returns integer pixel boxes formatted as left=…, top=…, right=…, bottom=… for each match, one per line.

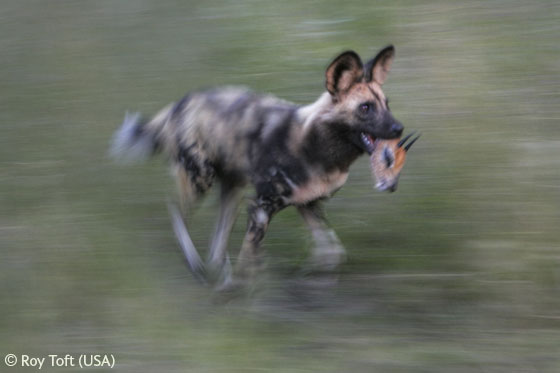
left=110, top=112, right=152, bottom=163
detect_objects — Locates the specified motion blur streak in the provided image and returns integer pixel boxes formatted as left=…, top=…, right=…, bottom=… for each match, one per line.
left=1, top=1, right=559, bottom=372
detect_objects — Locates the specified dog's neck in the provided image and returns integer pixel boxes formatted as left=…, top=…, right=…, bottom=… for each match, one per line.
left=297, top=92, right=332, bottom=130
left=296, top=92, right=363, bottom=173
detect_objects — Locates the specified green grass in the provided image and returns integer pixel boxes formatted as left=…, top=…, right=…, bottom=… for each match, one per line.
left=1, top=0, right=559, bottom=371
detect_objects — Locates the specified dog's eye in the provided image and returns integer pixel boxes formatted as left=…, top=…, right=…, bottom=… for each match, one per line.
left=358, top=102, right=375, bottom=114
left=359, top=103, right=370, bottom=114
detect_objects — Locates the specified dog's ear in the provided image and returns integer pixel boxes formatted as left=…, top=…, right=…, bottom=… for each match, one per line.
left=326, top=51, right=363, bottom=97
left=364, top=45, right=395, bottom=85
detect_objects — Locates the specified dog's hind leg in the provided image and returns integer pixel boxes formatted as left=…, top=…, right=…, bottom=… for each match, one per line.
left=169, top=162, right=215, bottom=282
left=298, top=201, right=346, bottom=271
left=207, top=182, right=244, bottom=283
left=168, top=202, right=206, bottom=282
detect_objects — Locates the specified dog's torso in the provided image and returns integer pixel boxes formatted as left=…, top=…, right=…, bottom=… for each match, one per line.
left=154, top=86, right=361, bottom=206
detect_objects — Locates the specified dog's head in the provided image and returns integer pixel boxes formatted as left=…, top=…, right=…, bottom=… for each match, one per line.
left=370, top=133, right=420, bottom=192
left=324, top=46, right=403, bottom=154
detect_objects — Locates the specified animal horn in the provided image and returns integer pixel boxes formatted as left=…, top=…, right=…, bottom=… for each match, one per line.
left=397, top=132, right=416, bottom=148
left=404, top=134, right=421, bottom=151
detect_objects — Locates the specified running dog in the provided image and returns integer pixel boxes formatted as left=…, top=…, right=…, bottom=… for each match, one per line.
left=111, top=45, right=419, bottom=288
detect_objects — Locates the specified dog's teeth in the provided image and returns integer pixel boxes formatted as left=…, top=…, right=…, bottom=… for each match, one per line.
left=361, top=132, right=374, bottom=153
left=361, top=133, right=371, bottom=145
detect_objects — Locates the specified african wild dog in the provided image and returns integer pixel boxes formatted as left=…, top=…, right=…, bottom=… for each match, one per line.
left=111, top=45, right=419, bottom=289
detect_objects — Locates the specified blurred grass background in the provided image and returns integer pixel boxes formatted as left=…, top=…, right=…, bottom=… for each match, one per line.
left=1, top=0, right=559, bottom=372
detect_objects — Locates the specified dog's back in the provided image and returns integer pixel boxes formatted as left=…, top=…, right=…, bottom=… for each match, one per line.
left=113, top=86, right=298, bottom=190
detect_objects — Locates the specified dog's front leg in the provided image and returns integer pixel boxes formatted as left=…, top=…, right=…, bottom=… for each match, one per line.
left=298, top=201, right=346, bottom=271
left=233, top=197, right=282, bottom=282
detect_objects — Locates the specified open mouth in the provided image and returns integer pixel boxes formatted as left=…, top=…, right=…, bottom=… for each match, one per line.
left=360, top=132, right=376, bottom=154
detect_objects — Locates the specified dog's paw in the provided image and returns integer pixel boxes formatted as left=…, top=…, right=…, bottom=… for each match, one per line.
left=310, top=244, right=347, bottom=271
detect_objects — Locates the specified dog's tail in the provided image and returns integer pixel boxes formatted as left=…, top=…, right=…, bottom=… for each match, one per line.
left=110, top=104, right=174, bottom=163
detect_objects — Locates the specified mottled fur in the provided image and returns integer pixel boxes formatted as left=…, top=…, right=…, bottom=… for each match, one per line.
left=112, top=46, right=404, bottom=288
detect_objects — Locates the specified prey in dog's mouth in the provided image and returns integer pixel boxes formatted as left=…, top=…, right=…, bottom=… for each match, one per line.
left=369, top=132, right=420, bottom=192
